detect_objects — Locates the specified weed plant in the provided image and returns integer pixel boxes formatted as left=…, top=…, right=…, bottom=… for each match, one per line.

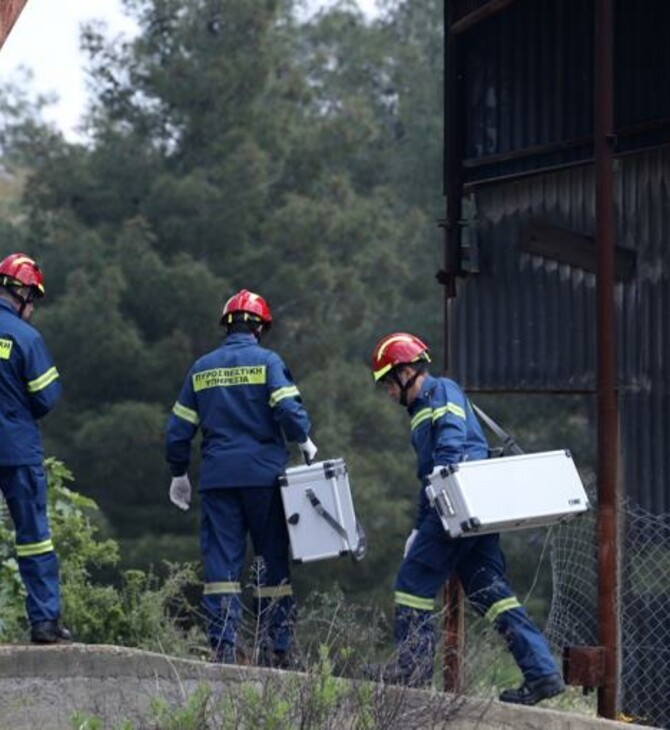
left=2, top=459, right=595, bottom=726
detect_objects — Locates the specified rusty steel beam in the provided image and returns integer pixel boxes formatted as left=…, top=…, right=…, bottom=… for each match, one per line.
left=521, top=221, right=637, bottom=283
left=0, top=0, right=29, bottom=53
left=450, top=0, right=517, bottom=35
left=594, top=0, right=619, bottom=720
left=462, top=138, right=670, bottom=192
left=442, top=0, right=467, bottom=306
left=441, top=0, right=466, bottom=693
left=464, top=388, right=598, bottom=395
left=463, top=134, right=592, bottom=169
left=442, top=579, right=465, bottom=693
left=461, top=115, right=670, bottom=172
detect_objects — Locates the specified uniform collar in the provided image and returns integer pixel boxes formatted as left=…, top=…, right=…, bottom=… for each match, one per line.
left=407, top=374, right=438, bottom=414
left=223, top=332, right=258, bottom=346
left=0, top=298, right=19, bottom=317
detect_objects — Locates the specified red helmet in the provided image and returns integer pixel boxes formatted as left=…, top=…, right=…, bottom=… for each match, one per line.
left=0, top=253, right=45, bottom=297
left=221, top=289, right=272, bottom=326
left=371, top=332, right=431, bottom=382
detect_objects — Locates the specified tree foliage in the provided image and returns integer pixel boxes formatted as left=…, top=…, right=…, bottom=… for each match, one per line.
left=0, top=0, right=445, bottom=604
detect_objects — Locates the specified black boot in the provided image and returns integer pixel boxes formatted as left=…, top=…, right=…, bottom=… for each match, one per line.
left=210, top=641, right=236, bottom=664
left=499, top=674, right=566, bottom=705
left=30, top=620, right=72, bottom=644
left=258, top=646, right=304, bottom=671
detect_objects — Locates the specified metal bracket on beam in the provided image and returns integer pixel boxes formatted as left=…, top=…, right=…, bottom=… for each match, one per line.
left=563, top=645, right=606, bottom=694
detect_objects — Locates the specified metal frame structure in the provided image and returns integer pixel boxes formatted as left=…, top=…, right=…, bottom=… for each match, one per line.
left=442, top=0, right=620, bottom=717
left=0, top=0, right=29, bottom=53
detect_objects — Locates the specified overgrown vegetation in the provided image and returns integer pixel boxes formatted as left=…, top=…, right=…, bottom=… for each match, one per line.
left=1, top=457, right=586, bottom=726
left=0, top=458, right=200, bottom=652
left=70, top=645, right=467, bottom=730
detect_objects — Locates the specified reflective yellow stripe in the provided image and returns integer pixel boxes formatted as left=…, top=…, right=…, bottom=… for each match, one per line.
left=193, top=366, right=267, bottom=392
left=432, top=403, right=466, bottom=421
left=0, top=338, right=13, bottom=359
left=203, top=581, right=241, bottom=595
left=16, top=539, right=54, bottom=557
left=252, top=584, right=293, bottom=599
left=173, top=401, right=199, bottom=425
left=373, top=363, right=393, bottom=381
left=269, top=385, right=300, bottom=407
left=27, top=366, right=59, bottom=393
left=447, top=403, right=466, bottom=419
left=412, top=403, right=466, bottom=431
left=394, top=591, right=435, bottom=611
left=410, top=408, right=432, bottom=431
left=485, top=597, right=521, bottom=623
left=376, top=335, right=416, bottom=360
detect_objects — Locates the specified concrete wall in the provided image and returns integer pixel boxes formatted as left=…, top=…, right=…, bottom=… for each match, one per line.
left=0, top=644, right=651, bottom=729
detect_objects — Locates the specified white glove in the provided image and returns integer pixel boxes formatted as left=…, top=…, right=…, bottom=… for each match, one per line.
left=404, top=529, right=418, bottom=558
left=298, top=437, right=318, bottom=465
left=169, top=474, right=192, bottom=511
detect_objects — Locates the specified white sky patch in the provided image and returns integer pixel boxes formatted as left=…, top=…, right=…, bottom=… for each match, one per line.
left=0, top=0, right=380, bottom=142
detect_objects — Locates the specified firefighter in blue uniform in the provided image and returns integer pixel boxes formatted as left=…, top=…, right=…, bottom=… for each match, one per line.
left=367, top=332, right=565, bottom=705
left=165, top=289, right=317, bottom=666
left=0, top=253, right=70, bottom=644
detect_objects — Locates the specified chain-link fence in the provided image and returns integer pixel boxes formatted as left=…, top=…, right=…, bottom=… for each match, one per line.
left=546, top=478, right=670, bottom=728
left=619, top=505, right=670, bottom=727
left=545, top=477, right=599, bottom=652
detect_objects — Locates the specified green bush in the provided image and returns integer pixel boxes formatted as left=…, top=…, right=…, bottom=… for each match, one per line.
left=0, top=457, right=201, bottom=654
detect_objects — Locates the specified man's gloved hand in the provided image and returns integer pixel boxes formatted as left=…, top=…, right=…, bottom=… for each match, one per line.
left=428, top=465, right=445, bottom=481
left=403, top=529, right=418, bottom=558
left=169, top=474, right=192, bottom=511
left=298, top=437, right=318, bottom=465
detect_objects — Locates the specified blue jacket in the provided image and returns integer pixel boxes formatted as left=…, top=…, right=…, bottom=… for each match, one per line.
left=165, top=333, right=311, bottom=489
left=0, top=298, right=62, bottom=466
left=407, top=374, right=488, bottom=527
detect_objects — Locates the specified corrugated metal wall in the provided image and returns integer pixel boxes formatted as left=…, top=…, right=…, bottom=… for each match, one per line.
left=457, top=0, right=670, bottom=183
left=616, top=150, right=670, bottom=512
left=446, top=1, right=670, bottom=718
left=450, top=148, right=670, bottom=512
left=447, top=0, right=670, bottom=512
left=451, top=165, right=597, bottom=392
left=461, top=0, right=593, bottom=181
left=615, top=0, right=670, bottom=131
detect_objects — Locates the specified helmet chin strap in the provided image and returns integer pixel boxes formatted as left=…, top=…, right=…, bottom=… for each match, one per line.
left=391, top=368, right=421, bottom=407
left=7, top=286, right=34, bottom=319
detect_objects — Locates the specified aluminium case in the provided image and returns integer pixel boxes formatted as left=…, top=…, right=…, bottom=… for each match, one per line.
left=425, top=449, right=589, bottom=538
left=279, top=458, right=362, bottom=563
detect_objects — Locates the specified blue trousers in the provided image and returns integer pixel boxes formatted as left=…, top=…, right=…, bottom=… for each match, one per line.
left=200, top=488, right=295, bottom=654
left=0, top=464, right=61, bottom=624
left=395, top=509, right=559, bottom=683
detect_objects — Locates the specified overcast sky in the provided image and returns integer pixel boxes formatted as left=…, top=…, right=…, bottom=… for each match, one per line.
left=0, top=0, right=379, bottom=141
